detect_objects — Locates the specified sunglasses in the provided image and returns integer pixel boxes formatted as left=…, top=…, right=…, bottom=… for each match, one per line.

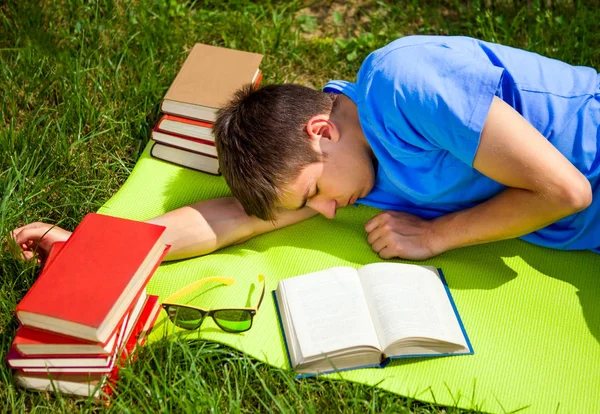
left=161, top=275, right=265, bottom=333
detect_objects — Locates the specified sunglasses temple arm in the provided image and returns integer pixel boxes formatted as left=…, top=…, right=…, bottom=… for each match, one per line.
left=253, top=275, right=266, bottom=311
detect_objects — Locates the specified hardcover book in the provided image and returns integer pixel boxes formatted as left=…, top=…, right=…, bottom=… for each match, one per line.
left=12, top=294, right=157, bottom=374
left=12, top=293, right=158, bottom=399
left=273, top=263, right=473, bottom=376
left=155, top=114, right=214, bottom=142
left=151, top=128, right=217, bottom=157
left=151, top=142, right=220, bottom=175
left=14, top=370, right=118, bottom=399
left=15, top=213, right=169, bottom=343
left=161, top=43, right=263, bottom=122
left=13, top=324, right=120, bottom=357
left=9, top=291, right=147, bottom=371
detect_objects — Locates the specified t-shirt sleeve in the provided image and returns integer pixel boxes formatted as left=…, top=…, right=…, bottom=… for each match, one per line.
left=364, top=43, right=504, bottom=166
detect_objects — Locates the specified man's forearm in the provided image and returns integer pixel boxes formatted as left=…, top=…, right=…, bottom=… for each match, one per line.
left=146, top=197, right=317, bottom=261
left=431, top=185, right=591, bottom=253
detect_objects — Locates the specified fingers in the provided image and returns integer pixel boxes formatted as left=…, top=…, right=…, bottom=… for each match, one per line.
left=378, top=246, right=396, bottom=260
left=19, top=250, right=39, bottom=262
left=365, top=212, right=386, bottom=233
left=365, top=211, right=432, bottom=260
left=365, top=221, right=391, bottom=257
left=11, top=222, right=49, bottom=241
left=371, top=237, right=388, bottom=256
left=9, top=222, right=56, bottom=262
left=12, top=226, right=48, bottom=247
left=365, top=210, right=405, bottom=232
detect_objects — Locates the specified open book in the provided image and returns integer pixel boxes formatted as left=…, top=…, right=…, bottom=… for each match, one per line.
left=273, top=263, right=473, bottom=376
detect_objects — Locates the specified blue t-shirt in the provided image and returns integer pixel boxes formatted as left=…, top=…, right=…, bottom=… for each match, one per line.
left=324, top=35, right=600, bottom=253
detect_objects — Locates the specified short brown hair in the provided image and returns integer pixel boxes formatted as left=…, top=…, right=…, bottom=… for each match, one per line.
left=214, top=84, right=334, bottom=220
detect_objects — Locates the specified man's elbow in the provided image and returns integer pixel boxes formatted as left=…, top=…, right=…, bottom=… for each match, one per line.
left=556, top=177, right=593, bottom=214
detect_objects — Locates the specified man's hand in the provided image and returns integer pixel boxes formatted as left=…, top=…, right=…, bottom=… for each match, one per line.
left=365, top=211, right=440, bottom=260
left=10, top=222, right=72, bottom=263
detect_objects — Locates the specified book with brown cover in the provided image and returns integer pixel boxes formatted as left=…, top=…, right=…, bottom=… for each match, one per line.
left=15, top=213, right=169, bottom=343
left=161, top=43, right=263, bottom=122
left=151, top=142, right=220, bottom=175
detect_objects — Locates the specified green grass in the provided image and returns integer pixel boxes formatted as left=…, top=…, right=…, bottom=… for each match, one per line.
left=1, top=0, right=599, bottom=412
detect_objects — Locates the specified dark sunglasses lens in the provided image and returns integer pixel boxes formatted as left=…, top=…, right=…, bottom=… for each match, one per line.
left=213, top=310, right=252, bottom=332
left=166, top=305, right=205, bottom=330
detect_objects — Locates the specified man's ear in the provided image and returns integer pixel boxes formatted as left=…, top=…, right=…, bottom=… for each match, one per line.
left=306, top=115, right=340, bottom=143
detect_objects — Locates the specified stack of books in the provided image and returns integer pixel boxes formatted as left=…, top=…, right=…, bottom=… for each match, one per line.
left=151, top=43, right=264, bottom=175
left=8, top=213, right=170, bottom=399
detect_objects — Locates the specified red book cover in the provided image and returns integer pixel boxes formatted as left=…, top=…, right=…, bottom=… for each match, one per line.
left=15, top=213, right=168, bottom=343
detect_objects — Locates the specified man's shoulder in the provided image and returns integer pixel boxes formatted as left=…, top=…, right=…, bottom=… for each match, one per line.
left=368, top=35, right=475, bottom=66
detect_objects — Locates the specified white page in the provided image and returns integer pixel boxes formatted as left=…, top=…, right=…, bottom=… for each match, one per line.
left=358, top=263, right=467, bottom=351
left=280, top=267, right=381, bottom=359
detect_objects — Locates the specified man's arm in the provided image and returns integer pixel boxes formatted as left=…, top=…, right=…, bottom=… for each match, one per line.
left=147, top=197, right=317, bottom=261
left=431, top=96, right=591, bottom=251
left=366, top=97, right=592, bottom=259
left=11, top=197, right=317, bottom=262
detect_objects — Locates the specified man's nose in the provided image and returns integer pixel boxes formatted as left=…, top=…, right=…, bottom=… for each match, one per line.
left=307, top=198, right=337, bottom=219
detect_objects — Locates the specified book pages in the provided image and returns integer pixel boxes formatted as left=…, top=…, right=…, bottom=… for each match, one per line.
left=358, top=263, right=468, bottom=352
left=279, top=267, right=381, bottom=359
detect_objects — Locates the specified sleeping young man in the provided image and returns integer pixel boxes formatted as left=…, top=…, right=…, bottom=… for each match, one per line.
left=11, top=35, right=600, bottom=263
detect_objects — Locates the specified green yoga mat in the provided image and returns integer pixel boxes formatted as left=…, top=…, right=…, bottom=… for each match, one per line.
left=98, top=142, right=600, bottom=413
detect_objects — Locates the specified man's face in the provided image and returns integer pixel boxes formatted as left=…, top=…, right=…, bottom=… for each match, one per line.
left=278, top=139, right=375, bottom=219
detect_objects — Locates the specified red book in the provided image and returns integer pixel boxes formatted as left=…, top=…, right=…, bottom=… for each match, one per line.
left=155, top=114, right=214, bottom=142
left=12, top=295, right=160, bottom=400
left=151, top=128, right=217, bottom=157
left=13, top=240, right=117, bottom=357
left=13, top=324, right=120, bottom=357
left=13, top=294, right=156, bottom=374
left=8, top=292, right=147, bottom=370
left=13, top=263, right=151, bottom=357
left=16, top=213, right=169, bottom=343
